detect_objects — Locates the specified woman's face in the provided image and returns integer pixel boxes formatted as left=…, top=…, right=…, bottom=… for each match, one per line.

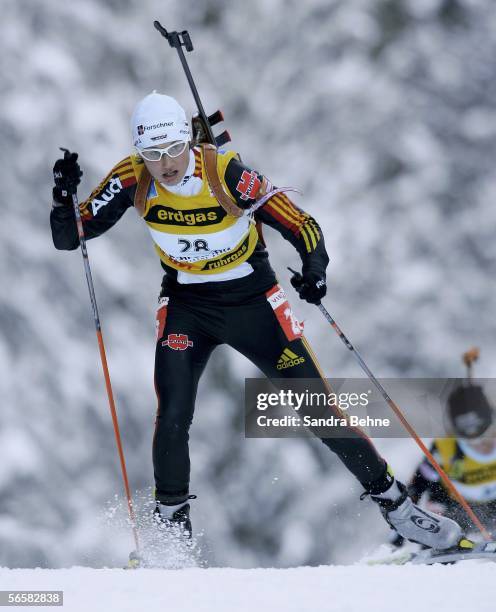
left=466, top=436, right=496, bottom=455
left=141, top=141, right=191, bottom=186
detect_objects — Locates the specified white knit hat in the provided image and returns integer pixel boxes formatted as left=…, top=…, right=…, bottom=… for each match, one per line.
left=131, top=92, right=191, bottom=149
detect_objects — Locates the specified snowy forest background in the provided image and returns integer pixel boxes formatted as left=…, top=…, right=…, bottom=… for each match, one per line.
left=1, top=0, right=496, bottom=568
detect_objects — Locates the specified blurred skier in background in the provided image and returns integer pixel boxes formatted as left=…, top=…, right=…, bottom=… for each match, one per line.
left=394, top=349, right=496, bottom=546
left=50, top=92, right=465, bottom=556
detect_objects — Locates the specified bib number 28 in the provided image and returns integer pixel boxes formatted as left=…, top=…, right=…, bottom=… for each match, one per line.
left=178, top=239, right=210, bottom=253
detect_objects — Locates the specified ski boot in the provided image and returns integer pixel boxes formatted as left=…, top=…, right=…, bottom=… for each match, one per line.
left=367, top=480, right=463, bottom=550
left=153, top=495, right=196, bottom=541
left=126, top=495, right=197, bottom=569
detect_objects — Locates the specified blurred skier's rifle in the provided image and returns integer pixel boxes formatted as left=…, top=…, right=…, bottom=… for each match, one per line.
left=153, top=21, right=231, bottom=148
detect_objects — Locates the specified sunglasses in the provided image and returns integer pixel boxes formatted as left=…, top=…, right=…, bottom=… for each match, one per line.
left=136, top=141, right=189, bottom=161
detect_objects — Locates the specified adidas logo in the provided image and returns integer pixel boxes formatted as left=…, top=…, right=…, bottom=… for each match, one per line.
left=276, top=348, right=305, bottom=370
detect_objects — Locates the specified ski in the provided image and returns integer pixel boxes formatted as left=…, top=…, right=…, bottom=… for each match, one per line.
left=367, top=539, right=496, bottom=566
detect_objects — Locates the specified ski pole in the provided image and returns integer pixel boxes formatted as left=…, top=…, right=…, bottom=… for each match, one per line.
left=288, top=268, right=491, bottom=541
left=153, top=20, right=231, bottom=147
left=66, top=149, right=140, bottom=554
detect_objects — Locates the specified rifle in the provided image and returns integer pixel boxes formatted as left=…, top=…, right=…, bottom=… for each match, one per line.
left=154, top=22, right=231, bottom=148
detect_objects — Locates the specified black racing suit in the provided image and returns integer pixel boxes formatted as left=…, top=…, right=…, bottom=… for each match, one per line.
left=50, top=147, right=388, bottom=504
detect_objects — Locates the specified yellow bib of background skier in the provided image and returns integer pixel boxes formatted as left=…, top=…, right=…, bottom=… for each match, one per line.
left=435, top=438, right=496, bottom=502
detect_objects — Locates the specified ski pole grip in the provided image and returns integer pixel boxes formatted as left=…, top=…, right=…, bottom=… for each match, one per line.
left=463, top=347, right=479, bottom=367
left=288, top=266, right=303, bottom=288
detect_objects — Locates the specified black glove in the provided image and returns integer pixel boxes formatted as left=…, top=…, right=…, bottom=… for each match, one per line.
left=289, top=267, right=327, bottom=305
left=52, top=148, right=83, bottom=205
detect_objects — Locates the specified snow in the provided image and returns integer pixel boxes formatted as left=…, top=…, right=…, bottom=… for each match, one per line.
left=1, top=563, right=495, bottom=612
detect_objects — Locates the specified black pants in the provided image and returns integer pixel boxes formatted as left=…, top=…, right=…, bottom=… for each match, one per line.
left=153, top=282, right=386, bottom=503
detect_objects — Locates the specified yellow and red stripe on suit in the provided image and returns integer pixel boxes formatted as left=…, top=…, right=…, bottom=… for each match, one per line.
left=80, top=157, right=137, bottom=220
left=262, top=193, right=322, bottom=254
